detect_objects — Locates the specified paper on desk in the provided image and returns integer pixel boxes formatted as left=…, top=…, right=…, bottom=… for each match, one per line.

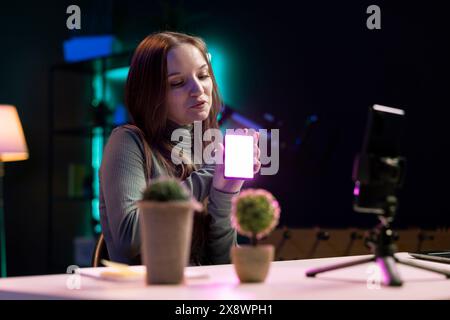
left=78, top=266, right=209, bottom=282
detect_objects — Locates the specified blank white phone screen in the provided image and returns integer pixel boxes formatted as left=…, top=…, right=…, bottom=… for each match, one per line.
left=224, top=134, right=254, bottom=179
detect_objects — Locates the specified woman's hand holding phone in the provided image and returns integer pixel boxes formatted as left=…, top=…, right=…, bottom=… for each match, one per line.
left=212, top=129, right=261, bottom=193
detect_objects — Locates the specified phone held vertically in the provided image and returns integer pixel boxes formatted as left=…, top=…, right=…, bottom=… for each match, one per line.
left=224, top=134, right=254, bottom=180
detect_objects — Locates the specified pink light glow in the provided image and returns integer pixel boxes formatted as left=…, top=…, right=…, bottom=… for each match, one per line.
left=353, top=181, right=360, bottom=196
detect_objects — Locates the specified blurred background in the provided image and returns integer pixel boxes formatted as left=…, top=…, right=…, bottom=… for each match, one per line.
left=0, top=0, right=449, bottom=276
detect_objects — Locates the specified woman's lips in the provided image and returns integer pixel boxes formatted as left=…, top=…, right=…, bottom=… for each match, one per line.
left=189, top=102, right=206, bottom=109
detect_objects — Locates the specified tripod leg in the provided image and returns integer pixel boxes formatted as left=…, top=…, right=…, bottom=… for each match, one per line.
left=306, top=256, right=374, bottom=277
left=396, top=257, right=450, bottom=278
left=376, top=256, right=402, bottom=286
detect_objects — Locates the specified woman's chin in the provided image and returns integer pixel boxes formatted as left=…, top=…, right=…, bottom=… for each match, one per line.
left=188, top=109, right=210, bottom=122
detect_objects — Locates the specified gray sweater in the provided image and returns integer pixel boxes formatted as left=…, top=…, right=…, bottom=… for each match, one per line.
left=99, top=125, right=238, bottom=265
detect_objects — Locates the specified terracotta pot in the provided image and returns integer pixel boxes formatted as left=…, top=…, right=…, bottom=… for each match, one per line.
left=138, top=200, right=198, bottom=285
left=231, top=244, right=274, bottom=283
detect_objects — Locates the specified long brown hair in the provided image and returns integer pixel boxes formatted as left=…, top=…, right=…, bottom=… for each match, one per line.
left=125, top=31, right=221, bottom=178
left=125, top=31, right=222, bottom=265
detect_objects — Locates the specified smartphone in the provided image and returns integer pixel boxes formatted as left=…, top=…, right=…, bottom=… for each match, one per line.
left=362, top=104, right=405, bottom=157
left=352, top=104, right=406, bottom=214
left=224, top=134, right=254, bottom=179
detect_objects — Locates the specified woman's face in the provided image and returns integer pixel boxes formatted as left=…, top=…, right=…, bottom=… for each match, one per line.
left=166, top=43, right=213, bottom=126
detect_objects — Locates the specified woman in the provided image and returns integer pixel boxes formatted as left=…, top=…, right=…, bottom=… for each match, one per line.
left=99, top=31, right=261, bottom=265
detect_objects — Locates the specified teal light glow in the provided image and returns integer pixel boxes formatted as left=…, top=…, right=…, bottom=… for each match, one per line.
left=106, top=67, right=129, bottom=81
left=91, top=69, right=106, bottom=233
left=207, top=45, right=228, bottom=103
left=91, top=199, right=100, bottom=223
left=92, top=127, right=103, bottom=172
left=94, top=223, right=102, bottom=234
left=91, top=127, right=103, bottom=223
left=91, top=73, right=103, bottom=107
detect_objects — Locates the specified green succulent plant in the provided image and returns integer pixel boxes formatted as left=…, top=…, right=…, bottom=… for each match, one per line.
left=231, top=189, right=280, bottom=246
left=142, top=177, right=189, bottom=202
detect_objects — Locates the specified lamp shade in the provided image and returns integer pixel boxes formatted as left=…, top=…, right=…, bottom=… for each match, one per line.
left=0, top=105, right=29, bottom=162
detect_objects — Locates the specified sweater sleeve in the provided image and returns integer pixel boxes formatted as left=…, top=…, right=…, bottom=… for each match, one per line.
left=182, top=164, right=238, bottom=264
left=181, top=164, right=215, bottom=202
left=206, top=187, right=238, bottom=264
left=100, top=127, right=147, bottom=262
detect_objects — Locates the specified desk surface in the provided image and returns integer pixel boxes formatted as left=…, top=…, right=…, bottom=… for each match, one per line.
left=1, top=253, right=449, bottom=300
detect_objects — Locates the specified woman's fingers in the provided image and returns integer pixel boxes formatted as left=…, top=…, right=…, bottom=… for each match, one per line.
left=214, top=143, right=225, bottom=173
left=254, top=145, right=261, bottom=158
left=250, top=130, right=261, bottom=170
left=253, top=159, right=261, bottom=174
left=241, top=129, right=261, bottom=174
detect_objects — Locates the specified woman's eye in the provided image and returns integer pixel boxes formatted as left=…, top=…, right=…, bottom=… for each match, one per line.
left=170, top=74, right=209, bottom=87
left=170, top=81, right=184, bottom=87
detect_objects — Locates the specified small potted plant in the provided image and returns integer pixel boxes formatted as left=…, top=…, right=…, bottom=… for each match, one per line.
left=230, top=188, right=281, bottom=283
left=138, top=177, right=202, bottom=285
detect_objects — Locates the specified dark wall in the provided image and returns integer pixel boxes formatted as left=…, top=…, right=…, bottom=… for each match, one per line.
left=0, top=1, right=112, bottom=276
left=1, top=3, right=63, bottom=276
left=1, top=0, right=449, bottom=276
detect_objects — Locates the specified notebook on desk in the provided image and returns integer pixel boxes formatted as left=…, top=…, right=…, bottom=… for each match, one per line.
left=78, top=266, right=209, bottom=282
left=408, top=251, right=450, bottom=264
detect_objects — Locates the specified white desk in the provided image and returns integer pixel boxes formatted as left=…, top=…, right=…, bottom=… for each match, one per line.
left=0, top=253, right=449, bottom=300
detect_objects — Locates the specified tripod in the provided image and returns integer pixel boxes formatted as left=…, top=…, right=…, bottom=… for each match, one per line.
left=305, top=196, right=450, bottom=286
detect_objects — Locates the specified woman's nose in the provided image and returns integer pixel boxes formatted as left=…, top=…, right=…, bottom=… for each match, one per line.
left=189, top=78, right=204, bottom=96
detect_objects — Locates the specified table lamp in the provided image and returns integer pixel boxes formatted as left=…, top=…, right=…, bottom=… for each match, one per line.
left=0, top=105, right=29, bottom=277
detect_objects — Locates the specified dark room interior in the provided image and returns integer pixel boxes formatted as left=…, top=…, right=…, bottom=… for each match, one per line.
left=0, top=0, right=449, bottom=303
